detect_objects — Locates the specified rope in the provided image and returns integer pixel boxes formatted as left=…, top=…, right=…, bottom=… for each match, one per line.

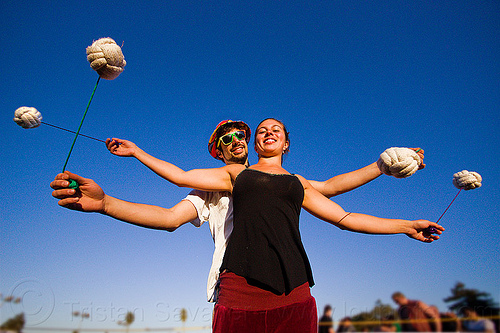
left=62, top=76, right=101, bottom=174
left=41, top=121, right=106, bottom=143
left=426, top=169, right=482, bottom=234
left=436, top=188, right=463, bottom=223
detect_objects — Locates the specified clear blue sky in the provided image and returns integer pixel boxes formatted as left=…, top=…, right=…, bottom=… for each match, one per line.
left=1, top=1, right=499, bottom=331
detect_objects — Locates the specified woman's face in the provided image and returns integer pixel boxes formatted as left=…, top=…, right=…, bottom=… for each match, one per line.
left=254, top=119, right=289, bottom=156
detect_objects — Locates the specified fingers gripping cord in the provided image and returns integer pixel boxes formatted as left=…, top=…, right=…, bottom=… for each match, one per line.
left=377, top=147, right=422, bottom=178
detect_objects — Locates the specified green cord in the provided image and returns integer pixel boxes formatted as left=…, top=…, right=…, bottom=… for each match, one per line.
left=62, top=76, right=101, bottom=188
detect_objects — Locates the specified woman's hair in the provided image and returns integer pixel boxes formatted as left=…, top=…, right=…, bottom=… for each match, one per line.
left=254, top=118, right=290, bottom=155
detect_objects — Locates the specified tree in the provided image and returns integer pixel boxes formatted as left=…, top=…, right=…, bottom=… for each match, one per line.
left=444, top=282, right=499, bottom=333
left=444, top=282, right=498, bottom=315
left=0, top=313, right=25, bottom=333
left=72, top=310, right=90, bottom=333
left=351, top=299, right=396, bottom=331
left=117, top=311, right=135, bottom=333
left=180, top=308, right=187, bottom=332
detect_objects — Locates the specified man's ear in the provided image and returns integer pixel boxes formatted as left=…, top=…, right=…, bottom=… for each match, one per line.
left=216, top=149, right=224, bottom=160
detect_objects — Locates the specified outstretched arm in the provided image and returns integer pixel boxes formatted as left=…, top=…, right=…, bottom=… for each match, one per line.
left=297, top=175, right=443, bottom=243
left=51, top=171, right=198, bottom=231
left=106, top=138, right=236, bottom=192
left=308, top=148, right=425, bottom=198
left=308, top=162, right=382, bottom=197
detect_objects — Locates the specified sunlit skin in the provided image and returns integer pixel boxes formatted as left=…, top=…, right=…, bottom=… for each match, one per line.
left=215, top=129, right=249, bottom=166
left=255, top=120, right=289, bottom=158
left=250, top=119, right=291, bottom=174
left=51, top=118, right=442, bottom=242
left=209, top=118, right=444, bottom=243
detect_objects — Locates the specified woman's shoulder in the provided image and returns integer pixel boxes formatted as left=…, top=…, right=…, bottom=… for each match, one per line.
left=294, top=174, right=314, bottom=189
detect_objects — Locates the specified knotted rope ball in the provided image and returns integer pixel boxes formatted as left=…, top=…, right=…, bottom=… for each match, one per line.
left=14, top=106, right=42, bottom=129
left=377, top=147, right=422, bottom=178
left=86, top=38, right=126, bottom=80
left=453, top=170, right=482, bottom=190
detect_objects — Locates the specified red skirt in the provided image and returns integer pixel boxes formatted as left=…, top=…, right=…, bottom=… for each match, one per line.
left=212, top=272, right=318, bottom=333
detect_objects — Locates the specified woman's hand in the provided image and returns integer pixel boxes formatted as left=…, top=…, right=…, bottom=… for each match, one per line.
left=410, top=147, right=426, bottom=169
left=406, top=220, right=444, bottom=242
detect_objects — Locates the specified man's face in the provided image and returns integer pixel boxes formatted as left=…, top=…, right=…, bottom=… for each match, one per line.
left=217, top=128, right=249, bottom=165
left=392, top=296, right=406, bottom=306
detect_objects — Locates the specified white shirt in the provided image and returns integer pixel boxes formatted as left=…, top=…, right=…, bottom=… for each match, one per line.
left=183, top=190, right=233, bottom=302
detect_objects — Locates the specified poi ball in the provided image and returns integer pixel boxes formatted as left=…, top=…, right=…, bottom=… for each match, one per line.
left=453, top=170, right=482, bottom=190
left=86, top=37, right=126, bottom=80
left=377, top=147, right=422, bottom=178
left=14, top=106, right=42, bottom=129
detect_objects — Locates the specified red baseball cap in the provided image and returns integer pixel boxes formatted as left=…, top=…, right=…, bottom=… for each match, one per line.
left=208, top=120, right=251, bottom=160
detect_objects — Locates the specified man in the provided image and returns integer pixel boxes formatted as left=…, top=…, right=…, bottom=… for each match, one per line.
left=461, top=307, right=496, bottom=332
left=337, top=317, right=356, bottom=332
left=392, top=291, right=442, bottom=332
left=318, top=304, right=334, bottom=333
left=52, top=120, right=425, bottom=302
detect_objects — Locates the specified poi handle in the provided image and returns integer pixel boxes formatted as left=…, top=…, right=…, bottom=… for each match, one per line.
left=426, top=227, right=438, bottom=234
left=68, top=179, right=79, bottom=189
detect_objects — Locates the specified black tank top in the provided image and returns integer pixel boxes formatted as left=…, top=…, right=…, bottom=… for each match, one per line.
left=220, top=168, right=314, bottom=295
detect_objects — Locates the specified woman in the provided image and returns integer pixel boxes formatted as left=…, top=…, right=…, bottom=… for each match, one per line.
left=74, top=118, right=439, bottom=332
left=133, top=117, right=442, bottom=332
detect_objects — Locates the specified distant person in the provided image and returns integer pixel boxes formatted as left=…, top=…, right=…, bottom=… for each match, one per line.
left=337, top=317, right=356, bottom=333
left=461, top=307, right=496, bottom=333
left=319, top=305, right=334, bottom=333
left=391, top=292, right=442, bottom=332
left=441, top=311, right=461, bottom=332
left=375, top=315, right=400, bottom=332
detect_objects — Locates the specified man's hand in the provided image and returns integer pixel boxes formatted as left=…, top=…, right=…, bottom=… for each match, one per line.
left=106, top=138, right=138, bottom=157
left=51, top=171, right=106, bottom=212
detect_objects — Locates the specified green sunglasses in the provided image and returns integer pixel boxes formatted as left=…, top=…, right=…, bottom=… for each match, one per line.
left=218, top=130, right=246, bottom=147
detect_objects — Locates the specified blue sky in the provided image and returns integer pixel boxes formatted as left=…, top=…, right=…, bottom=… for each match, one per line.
left=1, top=1, right=499, bottom=331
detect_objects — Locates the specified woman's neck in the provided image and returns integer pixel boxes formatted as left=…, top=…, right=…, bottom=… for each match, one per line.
left=252, top=154, right=288, bottom=174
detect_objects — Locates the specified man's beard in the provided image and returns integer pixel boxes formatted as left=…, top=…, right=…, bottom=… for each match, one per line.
left=226, top=153, right=247, bottom=164
left=223, top=147, right=248, bottom=165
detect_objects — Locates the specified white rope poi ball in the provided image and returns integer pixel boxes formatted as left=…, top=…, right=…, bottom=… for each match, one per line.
left=86, top=37, right=126, bottom=80
left=453, top=170, right=482, bottom=190
left=14, top=106, right=42, bottom=129
left=377, top=147, right=422, bottom=178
